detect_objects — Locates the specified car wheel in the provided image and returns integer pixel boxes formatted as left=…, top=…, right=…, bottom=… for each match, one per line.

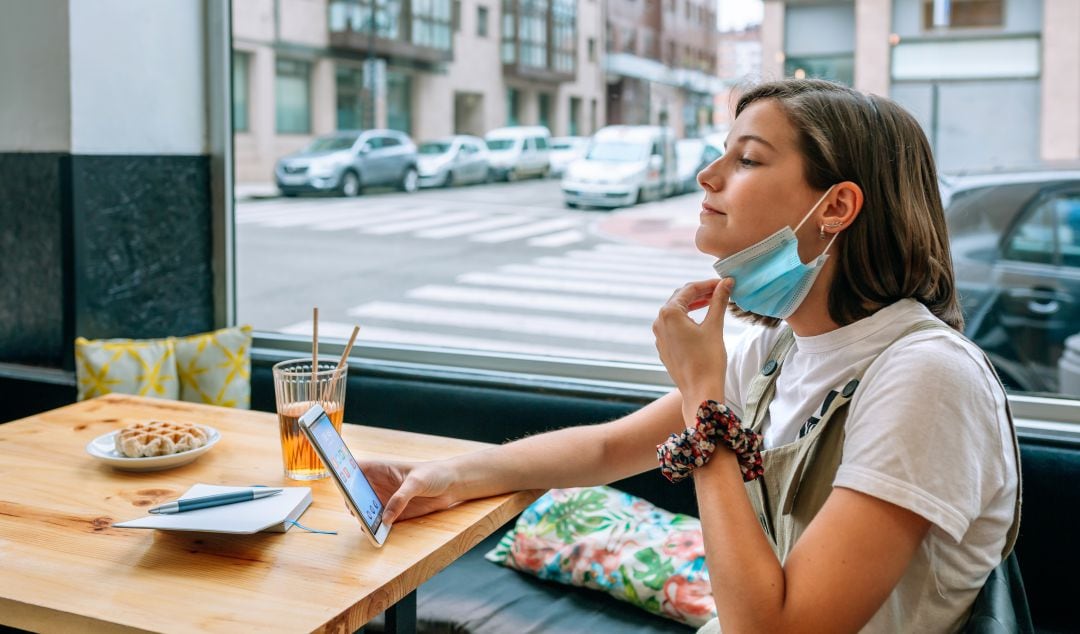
left=444, top=170, right=455, bottom=188
left=485, top=168, right=495, bottom=184
left=540, top=165, right=550, bottom=180
left=506, top=168, right=518, bottom=182
left=565, top=201, right=579, bottom=209
left=400, top=167, right=419, bottom=193
left=281, top=191, right=298, bottom=198
left=340, top=171, right=361, bottom=197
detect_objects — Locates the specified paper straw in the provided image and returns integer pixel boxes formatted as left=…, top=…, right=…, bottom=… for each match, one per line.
left=319, top=325, right=360, bottom=404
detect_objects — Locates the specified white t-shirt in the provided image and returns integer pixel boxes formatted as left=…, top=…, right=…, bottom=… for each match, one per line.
left=723, top=299, right=1019, bottom=633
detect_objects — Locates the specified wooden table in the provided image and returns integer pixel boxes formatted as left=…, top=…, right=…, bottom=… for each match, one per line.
left=0, top=394, right=542, bottom=633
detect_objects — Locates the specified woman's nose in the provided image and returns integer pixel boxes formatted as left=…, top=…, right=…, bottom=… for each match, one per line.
left=698, top=157, right=723, bottom=192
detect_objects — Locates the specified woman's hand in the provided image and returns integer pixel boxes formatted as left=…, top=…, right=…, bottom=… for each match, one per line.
left=354, top=459, right=460, bottom=525
left=653, top=278, right=734, bottom=425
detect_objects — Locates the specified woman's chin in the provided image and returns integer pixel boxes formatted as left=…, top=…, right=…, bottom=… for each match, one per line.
left=693, top=229, right=725, bottom=258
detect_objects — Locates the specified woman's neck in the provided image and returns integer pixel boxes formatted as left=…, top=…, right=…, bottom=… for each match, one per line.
left=783, top=266, right=841, bottom=337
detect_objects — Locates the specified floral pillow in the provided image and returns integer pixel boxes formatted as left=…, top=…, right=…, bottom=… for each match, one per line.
left=485, top=486, right=716, bottom=627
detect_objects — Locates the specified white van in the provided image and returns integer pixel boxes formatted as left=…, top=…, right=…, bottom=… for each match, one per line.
left=484, top=125, right=551, bottom=181
left=561, top=125, right=679, bottom=208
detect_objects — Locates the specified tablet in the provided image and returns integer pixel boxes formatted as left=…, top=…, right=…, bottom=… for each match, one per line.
left=298, top=403, right=390, bottom=547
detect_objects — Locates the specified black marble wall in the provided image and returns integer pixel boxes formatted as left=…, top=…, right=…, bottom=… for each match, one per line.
left=0, top=153, right=213, bottom=370
left=0, top=153, right=70, bottom=367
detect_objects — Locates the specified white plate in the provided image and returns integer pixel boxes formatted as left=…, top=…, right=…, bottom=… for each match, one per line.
left=86, top=426, right=221, bottom=472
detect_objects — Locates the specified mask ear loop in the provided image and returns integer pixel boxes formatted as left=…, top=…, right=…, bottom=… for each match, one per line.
left=793, top=185, right=839, bottom=255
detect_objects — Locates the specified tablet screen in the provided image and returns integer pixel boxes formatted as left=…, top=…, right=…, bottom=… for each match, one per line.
left=309, top=412, right=383, bottom=531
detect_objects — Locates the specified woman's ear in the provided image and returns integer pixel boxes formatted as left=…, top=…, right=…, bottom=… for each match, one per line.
left=822, top=181, right=864, bottom=235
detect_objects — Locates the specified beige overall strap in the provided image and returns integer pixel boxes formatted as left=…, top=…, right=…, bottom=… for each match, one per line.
left=741, top=327, right=796, bottom=434
left=975, top=354, right=1023, bottom=557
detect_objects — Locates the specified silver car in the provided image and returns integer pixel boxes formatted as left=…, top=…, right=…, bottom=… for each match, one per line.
left=416, top=136, right=492, bottom=188
left=944, top=170, right=1080, bottom=392
left=275, top=129, right=419, bottom=197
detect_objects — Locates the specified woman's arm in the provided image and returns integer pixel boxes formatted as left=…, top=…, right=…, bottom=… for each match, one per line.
left=694, top=453, right=930, bottom=633
left=365, top=389, right=686, bottom=524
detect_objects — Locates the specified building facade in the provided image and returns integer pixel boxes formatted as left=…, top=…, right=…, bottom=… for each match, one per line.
left=232, top=0, right=606, bottom=183
left=759, top=0, right=1080, bottom=173
left=604, top=0, right=724, bottom=138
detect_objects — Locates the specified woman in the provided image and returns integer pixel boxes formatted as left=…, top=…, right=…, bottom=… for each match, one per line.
left=360, top=79, right=1020, bottom=633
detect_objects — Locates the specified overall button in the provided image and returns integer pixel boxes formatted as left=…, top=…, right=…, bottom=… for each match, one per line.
left=842, top=379, right=860, bottom=398
left=762, top=360, right=778, bottom=376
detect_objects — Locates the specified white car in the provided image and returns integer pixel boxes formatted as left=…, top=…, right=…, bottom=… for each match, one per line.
left=561, top=125, right=679, bottom=209
left=484, top=125, right=552, bottom=181
left=547, top=136, right=589, bottom=178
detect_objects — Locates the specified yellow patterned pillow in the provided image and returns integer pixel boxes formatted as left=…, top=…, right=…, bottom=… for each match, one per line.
left=75, top=337, right=179, bottom=401
left=172, top=325, right=253, bottom=409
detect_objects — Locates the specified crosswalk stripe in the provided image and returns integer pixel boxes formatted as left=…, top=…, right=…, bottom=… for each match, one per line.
left=415, top=215, right=532, bottom=239
left=312, top=207, right=438, bottom=230
left=471, top=218, right=581, bottom=243
left=346, top=301, right=653, bottom=345
left=533, top=255, right=712, bottom=278
left=594, top=242, right=692, bottom=257
left=498, top=264, right=690, bottom=288
left=406, top=285, right=661, bottom=319
left=257, top=206, right=366, bottom=227
left=276, top=321, right=660, bottom=364
left=527, top=229, right=586, bottom=248
left=564, top=248, right=710, bottom=269
left=456, top=272, right=673, bottom=299
left=363, top=211, right=485, bottom=235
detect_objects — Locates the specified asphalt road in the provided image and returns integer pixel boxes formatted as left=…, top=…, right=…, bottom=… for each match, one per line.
left=236, top=178, right=745, bottom=365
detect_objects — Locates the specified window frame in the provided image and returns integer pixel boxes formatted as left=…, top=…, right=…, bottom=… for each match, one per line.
left=204, top=0, right=1080, bottom=437
left=274, top=57, right=313, bottom=134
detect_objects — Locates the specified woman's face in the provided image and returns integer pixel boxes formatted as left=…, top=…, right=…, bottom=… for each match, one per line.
left=695, top=99, right=827, bottom=261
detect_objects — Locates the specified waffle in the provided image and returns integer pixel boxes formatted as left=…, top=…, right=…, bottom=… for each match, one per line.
left=115, top=420, right=210, bottom=458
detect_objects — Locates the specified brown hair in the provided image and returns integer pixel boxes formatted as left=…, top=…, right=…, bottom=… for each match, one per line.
left=731, top=78, right=964, bottom=331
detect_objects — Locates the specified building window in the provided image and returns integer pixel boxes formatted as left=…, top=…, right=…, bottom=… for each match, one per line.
left=552, top=0, right=575, bottom=73
left=507, top=87, right=521, bottom=125
left=784, top=55, right=854, bottom=86
left=386, top=70, right=412, bottom=134
left=335, top=65, right=365, bottom=130
left=589, top=97, right=597, bottom=133
left=501, top=0, right=516, bottom=62
left=275, top=58, right=311, bottom=134
left=569, top=96, right=581, bottom=136
left=538, top=93, right=551, bottom=129
left=519, top=0, right=549, bottom=69
left=587, top=37, right=596, bottom=62
left=232, top=51, right=250, bottom=133
left=413, top=0, right=452, bottom=50
left=605, top=24, right=613, bottom=53
left=923, top=0, right=1003, bottom=29
left=477, top=5, right=489, bottom=37
left=452, top=0, right=461, bottom=32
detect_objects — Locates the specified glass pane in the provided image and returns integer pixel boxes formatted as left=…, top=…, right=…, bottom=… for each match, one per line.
left=232, top=52, right=249, bottom=132
left=275, top=60, right=310, bottom=134
left=1004, top=203, right=1056, bottom=265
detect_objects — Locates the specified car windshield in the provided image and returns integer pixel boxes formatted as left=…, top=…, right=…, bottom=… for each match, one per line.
left=676, top=141, right=704, bottom=162
left=420, top=142, right=452, bottom=155
left=304, top=135, right=359, bottom=152
left=587, top=141, right=648, bottom=162
left=486, top=139, right=515, bottom=151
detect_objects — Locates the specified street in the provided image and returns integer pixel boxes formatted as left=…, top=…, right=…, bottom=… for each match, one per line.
left=237, top=178, right=747, bottom=365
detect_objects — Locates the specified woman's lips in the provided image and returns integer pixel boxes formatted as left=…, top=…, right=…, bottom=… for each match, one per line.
left=701, top=203, right=724, bottom=215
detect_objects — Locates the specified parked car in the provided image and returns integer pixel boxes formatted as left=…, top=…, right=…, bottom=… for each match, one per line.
left=547, top=136, right=589, bottom=178
left=675, top=138, right=723, bottom=194
left=561, top=125, right=679, bottom=209
left=944, top=170, right=1080, bottom=392
left=484, top=125, right=551, bottom=181
left=274, top=129, right=419, bottom=197
left=417, top=135, right=491, bottom=188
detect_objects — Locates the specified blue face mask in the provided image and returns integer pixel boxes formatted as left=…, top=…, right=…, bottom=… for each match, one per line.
left=711, top=186, right=838, bottom=319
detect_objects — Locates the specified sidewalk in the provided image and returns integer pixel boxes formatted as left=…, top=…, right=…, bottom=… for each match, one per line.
left=234, top=182, right=280, bottom=201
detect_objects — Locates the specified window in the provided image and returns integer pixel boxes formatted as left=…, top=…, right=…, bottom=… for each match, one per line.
left=386, top=70, right=412, bottom=134
left=923, top=0, right=1003, bottom=29
left=336, top=65, right=365, bottom=130
left=784, top=55, right=855, bottom=86
left=232, top=51, right=250, bottom=132
left=452, top=0, right=461, bottom=32
left=552, top=0, right=575, bottom=74
left=477, top=5, right=489, bottom=37
left=507, top=87, right=520, bottom=125
left=538, top=94, right=551, bottom=129
left=519, top=0, right=549, bottom=69
left=413, top=0, right=452, bottom=50
left=501, top=0, right=516, bottom=62
left=587, top=37, right=596, bottom=63
left=569, top=97, right=581, bottom=136
left=275, top=58, right=311, bottom=134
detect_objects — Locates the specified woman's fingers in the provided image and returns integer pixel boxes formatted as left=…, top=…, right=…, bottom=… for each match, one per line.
left=702, top=277, right=734, bottom=327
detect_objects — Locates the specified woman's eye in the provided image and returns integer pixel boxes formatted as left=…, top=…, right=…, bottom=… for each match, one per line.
left=738, top=157, right=758, bottom=167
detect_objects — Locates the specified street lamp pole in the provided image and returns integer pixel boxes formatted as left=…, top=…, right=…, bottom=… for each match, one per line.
left=366, top=0, right=376, bottom=129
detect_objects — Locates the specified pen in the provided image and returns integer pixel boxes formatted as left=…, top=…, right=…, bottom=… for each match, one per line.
left=148, top=489, right=284, bottom=514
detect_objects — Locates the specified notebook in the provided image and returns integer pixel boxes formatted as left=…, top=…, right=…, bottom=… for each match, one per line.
left=113, top=484, right=312, bottom=534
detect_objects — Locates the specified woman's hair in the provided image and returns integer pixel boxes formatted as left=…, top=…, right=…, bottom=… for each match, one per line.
left=731, top=78, right=964, bottom=331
